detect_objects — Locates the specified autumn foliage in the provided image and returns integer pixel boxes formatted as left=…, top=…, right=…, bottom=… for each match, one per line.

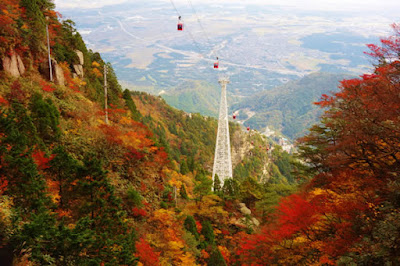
left=135, top=237, right=161, bottom=266
left=237, top=24, right=400, bottom=265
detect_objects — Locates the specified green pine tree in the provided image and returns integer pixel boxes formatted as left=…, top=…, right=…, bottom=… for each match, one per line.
left=123, top=89, right=141, bottom=120
left=30, top=93, right=61, bottom=144
left=48, top=145, right=79, bottom=209
left=201, top=220, right=215, bottom=245
left=213, top=174, right=221, bottom=192
left=184, top=215, right=199, bottom=240
left=208, top=248, right=227, bottom=266
left=194, top=170, right=212, bottom=199
left=180, top=160, right=189, bottom=175
left=180, top=184, right=189, bottom=200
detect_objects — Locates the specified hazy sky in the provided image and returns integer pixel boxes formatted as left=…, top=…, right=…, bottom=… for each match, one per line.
left=55, top=0, right=400, bottom=13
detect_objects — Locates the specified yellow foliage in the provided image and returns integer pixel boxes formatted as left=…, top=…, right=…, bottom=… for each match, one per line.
left=164, top=168, right=195, bottom=197
left=184, top=194, right=228, bottom=222
left=46, top=179, right=60, bottom=204
left=72, top=77, right=86, bottom=87
left=92, top=61, right=101, bottom=68
left=177, top=252, right=197, bottom=265
left=168, top=240, right=184, bottom=251
left=150, top=209, right=176, bottom=227
left=0, top=196, right=13, bottom=230
left=92, top=67, right=102, bottom=78
left=119, top=116, right=133, bottom=125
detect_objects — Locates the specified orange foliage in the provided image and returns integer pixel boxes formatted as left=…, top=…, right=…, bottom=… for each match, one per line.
left=0, top=95, right=8, bottom=105
left=147, top=209, right=196, bottom=265
left=59, top=62, right=80, bottom=92
left=0, top=0, right=22, bottom=57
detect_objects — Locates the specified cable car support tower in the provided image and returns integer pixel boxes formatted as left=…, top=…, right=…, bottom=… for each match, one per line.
left=212, top=77, right=233, bottom=184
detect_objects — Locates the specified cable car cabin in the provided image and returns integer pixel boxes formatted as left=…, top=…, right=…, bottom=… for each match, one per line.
left=214, top=57, right=219, bottom=68
left=247, top=127, right=250, bottom=131
left=177, top=23, right=183, bottom=31
left=233, top=114, right=236, bottom=119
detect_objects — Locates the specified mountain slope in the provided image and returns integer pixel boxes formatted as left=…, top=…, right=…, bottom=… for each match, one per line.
left=232, top=72, right=355, bottom=139
left=0, top=1, right=299, bottom=264
left=161, top=80, right=220, bottom=117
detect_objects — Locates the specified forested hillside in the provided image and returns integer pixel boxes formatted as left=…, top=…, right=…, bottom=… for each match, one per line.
left=0, top=1, right=298, bottom=265
left=237, top=23, right=400, bottom=265
left=2, top=0, right=399, bottom=265
left=231, top=72, right=354, bottom=139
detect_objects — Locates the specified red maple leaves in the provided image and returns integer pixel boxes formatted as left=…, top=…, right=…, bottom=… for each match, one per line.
left=32, top=150, right=54, bottom=170
left=135, top=237, right=160, bottom=266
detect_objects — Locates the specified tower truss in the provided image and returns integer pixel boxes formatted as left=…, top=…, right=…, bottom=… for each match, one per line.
left=212, top=77, right=233, bottom=184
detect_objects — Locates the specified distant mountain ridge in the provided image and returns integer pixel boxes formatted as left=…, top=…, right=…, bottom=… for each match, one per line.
left=231, top=72, right=355, bottom=139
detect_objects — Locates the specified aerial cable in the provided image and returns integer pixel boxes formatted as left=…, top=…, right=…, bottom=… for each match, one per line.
left=169, top=0, right=206, bottom=59
left=186, top=0, right=211, bottom=44
left=169, top=0, right=181, bottom=16
left=186, top=0, right=223, bottom=69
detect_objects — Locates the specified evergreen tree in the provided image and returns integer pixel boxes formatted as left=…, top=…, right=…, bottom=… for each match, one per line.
left=75, top=156, right=137, bottom=264
left=20, top=0, right=55, bottom=58
left=0, top=103, right=47, bottom=211
left=184, top=215, right=199, bottom=240
left=48, top=145, right=79, bottom=209
left=187, top=155, right=195, bottom=172
left=213, top=174, right=221, bottom=192
left=180, top=184, right=189, bottom=200
left=180, top=160, right=189, bottom=175
left=126, top=186, right=143, bottom=207
left=123, top=89, right=141, bottom=120
left=201, top=220, right=215, bottom=245
left=194, top=170, right=212, bottom=198
left=30, top=93, right=61, bottom=144
left=208, top=248, right=227, bottom=266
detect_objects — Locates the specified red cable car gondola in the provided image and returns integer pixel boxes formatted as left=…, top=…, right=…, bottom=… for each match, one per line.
left=214, top=57, right=219, bottom=68
left=233, top=113, right=236, bottom=119
left=247, top=127, right=250, bottom=131
left=177, top=16, right=183, bottom=31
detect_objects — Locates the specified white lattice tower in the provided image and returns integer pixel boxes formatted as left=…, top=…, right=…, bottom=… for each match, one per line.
left=212, top=77, right=233, bottom=184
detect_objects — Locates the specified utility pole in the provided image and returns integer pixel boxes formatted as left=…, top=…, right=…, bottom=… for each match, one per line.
left=46, top=18, right=53, bottom=82
left=173, top=185, right=177, bottom=207
left=104, top=64, right=109, bottom=124
left=212, top=77, right=233, bottom=185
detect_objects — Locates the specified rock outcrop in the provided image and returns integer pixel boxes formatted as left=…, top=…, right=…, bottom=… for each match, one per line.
left=53, top=61, right=65, bottom=86
left=228, top=202, right=260, bottom=229
left=239, top=202, right=252, bottom=215
left=39, top=58, right=65, bottom=86
left=2, top=50, right=25, bottom=77
left=73, top=50, right=84, bottom=78
left=75, top=50, right=84, bottom=65
left=73, top=64, right=84, bottom=78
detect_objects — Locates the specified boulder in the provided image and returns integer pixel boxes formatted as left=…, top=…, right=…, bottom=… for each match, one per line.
left=16, top=55, right=25, bottom=76
left=251, top=217, right=260, bottom=227
left=2, top=51, right=25, bottom=77
left=73, top=64, right=84, bottom=78
left=239, top=203, right=251, bottom=215
left=75, top=50, right=84, bottom=65
left=53, top=61, right=65, bottom=86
